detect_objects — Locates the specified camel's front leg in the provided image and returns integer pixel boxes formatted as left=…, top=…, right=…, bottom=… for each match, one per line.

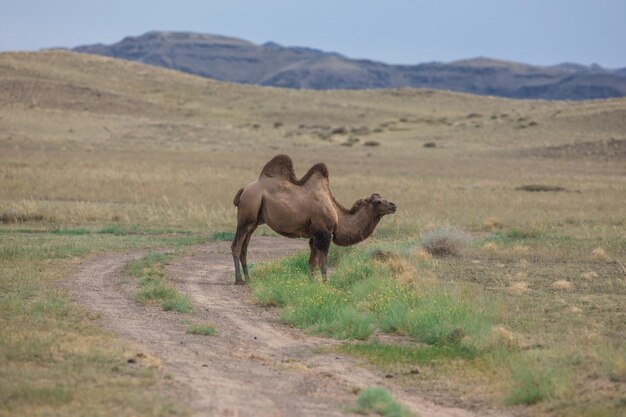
left=310, top=230, right=331, bottom=282
left=318, top=248, right=330, bottom=281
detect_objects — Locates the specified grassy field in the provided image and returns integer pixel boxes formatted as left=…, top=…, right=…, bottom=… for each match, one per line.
left=249, top=236, right=625, bottom=415
left=1, top=50, right=625, bottom=416
left=0, top=230, right=205, bottom=417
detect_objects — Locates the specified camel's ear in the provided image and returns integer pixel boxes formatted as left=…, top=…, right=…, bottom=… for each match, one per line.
left=369, top=193, right=381, bottom=201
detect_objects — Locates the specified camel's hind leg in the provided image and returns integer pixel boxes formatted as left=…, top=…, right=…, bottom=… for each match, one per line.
left=231, top=221, right=255, bottom=284
left=240, top=225, right=257, bottom=280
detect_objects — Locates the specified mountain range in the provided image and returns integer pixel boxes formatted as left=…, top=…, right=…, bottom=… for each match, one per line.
left=72, top=31, right=626, bottom=100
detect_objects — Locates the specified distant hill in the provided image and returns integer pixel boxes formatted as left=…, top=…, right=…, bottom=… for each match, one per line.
left=73, top=31, right=626, bottom=100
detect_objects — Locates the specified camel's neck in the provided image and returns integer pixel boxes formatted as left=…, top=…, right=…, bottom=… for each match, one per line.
left=332, top=203, right=381, bottom=247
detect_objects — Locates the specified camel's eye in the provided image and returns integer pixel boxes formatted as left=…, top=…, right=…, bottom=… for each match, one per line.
left=373, top=200, right=382, bottom=205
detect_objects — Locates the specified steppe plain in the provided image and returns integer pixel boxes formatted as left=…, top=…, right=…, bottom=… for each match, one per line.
left=0, top=51, right=624, bottom=417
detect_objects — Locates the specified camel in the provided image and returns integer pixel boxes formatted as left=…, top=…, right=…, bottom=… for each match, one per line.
left=231, top=154, right=397, bottom=284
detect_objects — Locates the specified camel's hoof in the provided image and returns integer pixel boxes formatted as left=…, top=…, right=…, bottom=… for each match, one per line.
left=234, top=279, right=246, bottom=285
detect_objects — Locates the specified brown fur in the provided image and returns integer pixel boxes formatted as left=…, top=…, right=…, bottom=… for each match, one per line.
left=230, top=154, right=396, bottom=284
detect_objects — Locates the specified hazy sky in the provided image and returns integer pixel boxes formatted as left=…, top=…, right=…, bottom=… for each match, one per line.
left=1, top=0, right=625, bottom=68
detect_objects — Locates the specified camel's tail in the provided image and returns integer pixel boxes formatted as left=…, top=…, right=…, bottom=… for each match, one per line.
left=233, top=187, right=244, bottom=207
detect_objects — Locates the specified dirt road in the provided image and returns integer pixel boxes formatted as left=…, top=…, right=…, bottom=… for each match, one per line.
left=64, top=237, right=505, bottom=417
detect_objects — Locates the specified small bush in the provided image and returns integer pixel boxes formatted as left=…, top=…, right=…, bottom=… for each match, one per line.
left=420, top=227, right=470, bottom=257
left=354, top=387, right=412, bottom=417
left=341, top=136, right=360, bottom=147
left=591, top=247, right=611, bottom=262
left=506, top=362, right=556, bottom=405
left=508, top=282, right=530, bottom=295
left=161, top=295, right=193, bottom=313
left=551, top=280, right=574, bottom=290
left=186, top=323, right=216, bottom=336
left=515, top=184, right=566, bottom=192
left=363, top=140, right=381, bottom=147
left=423, top=142, right=436, bottom=148
left=137, top=276, right=178, bottom=302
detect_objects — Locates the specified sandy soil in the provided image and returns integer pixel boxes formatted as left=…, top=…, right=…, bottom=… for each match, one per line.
left=64, top=237, right=507, bottom=417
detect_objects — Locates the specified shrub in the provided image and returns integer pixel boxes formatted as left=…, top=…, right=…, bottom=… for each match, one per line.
left=515, top=184, right=566, bottom=192
left=341, top=136, right=360, bottom=147
left=354, top=387, right=412, bottom=417
left=161, top=295, right=193, bottom=313
left=506, top=361, right=556, bottom=405
left=420, top=227, right=470, bottom=257
left=186, top=323, right=216, bottom=336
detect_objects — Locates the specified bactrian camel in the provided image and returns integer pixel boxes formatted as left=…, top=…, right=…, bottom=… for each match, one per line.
left=231, top=154, right=397, bottom=284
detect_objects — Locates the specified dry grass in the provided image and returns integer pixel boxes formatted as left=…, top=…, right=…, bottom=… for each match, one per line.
left=1, top=50, right=625, bottom=417
left=482, top=242, right=499, bottom=254
left=491, top=325, right=519, bottom=349
left=483, top=217, right=503, bottom=231
left=591, top=247, right=611, bottom=262
left=551, top=280, right=574, bottom=290
left=508, top=282, right=530, bottom=295
left=581, top=271, right=599, bottom=280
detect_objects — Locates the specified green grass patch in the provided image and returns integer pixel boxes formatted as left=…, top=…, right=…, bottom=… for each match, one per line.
left=127, top=252, right=193, bottom=313
left=339, top=342, right=476, bottom=365
left=488, top=226, right=542, bottom=242
left=186, top=323, right=216, bottom=336
left=49, top=227, right=90, bottom=235
left=212, top=231, right=235, bottom=241
left=354, top=387, right=412, bottom=417
left=249, top=244, right=498, bottom=347
left=97, top=225, right=131, bottom=235
left=506, top=360, right=557, bottom=405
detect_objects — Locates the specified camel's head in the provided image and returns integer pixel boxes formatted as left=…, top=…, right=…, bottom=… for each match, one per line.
left=365, top=193, right=397, bottom=217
